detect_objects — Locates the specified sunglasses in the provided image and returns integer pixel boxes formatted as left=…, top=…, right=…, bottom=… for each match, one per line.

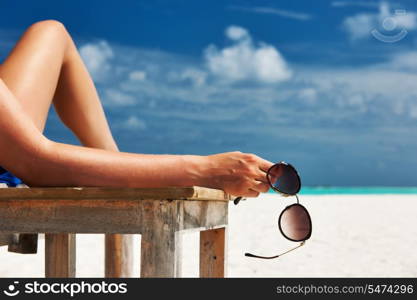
left=236, top=162, right=312, bottom=259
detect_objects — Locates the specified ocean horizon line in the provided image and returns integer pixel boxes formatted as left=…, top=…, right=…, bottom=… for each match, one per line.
left=268, top=186, right=417, bottom=195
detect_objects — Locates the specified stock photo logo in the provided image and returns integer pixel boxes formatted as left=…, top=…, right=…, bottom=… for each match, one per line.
left=2, top=280, right=128, bottom=297
left=371, top=9, right=408, bottom=43
left=3, top=281, right=20, bottom=297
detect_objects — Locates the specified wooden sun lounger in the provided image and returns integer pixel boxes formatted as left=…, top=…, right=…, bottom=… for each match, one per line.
left=0, top=186, right=231, bottom=278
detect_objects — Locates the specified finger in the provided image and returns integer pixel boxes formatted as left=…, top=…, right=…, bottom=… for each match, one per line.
left=268, top=174, right=278, bottom=185
left=254, top=171, right=269, bottom=183
left=257, top=157, right=274, bottom=173
left=268, top=164, right=283, bottom=177
left=251, top=181, right=270, bottom=193
left=267, top=164, right=283, bottom=185
left=244, top=189, right=260, bottom=198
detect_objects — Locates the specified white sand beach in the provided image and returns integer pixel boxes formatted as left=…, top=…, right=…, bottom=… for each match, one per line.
left=0, top=194, right=416, bottom=277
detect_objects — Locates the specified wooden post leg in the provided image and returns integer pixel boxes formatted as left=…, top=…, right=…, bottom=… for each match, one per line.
left=200, top=227, right=226, bottom=278
left=105, top=234, right=133, bottom=277
left=140, top=229, right=182, bottom=278
left=140, top=200, right=181, bottom=278
left=45, top=233, right=76, bottom=277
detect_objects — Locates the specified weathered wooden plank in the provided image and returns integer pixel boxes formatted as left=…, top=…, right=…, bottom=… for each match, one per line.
left=200, top=228, right=226, bottom=278
left=140, top=200, right=182, bottom=277
left=0, top=186, right=230, bottom=278
left=0, top=199, right=227, bottom=234
left=0, top=186, right=231, bottom=201
left=0, top=183, right=38, bottom=253
left=0, top=199, right=144, bottom=233
left=105, top=234, right=134, bottom=277
left=182, top=201, right=228, bottom=231
left=0, top=233, right=13, bottom=246
left=0, top=183, right=11, bottom=248
left=45, top=233, right=76, bottom=277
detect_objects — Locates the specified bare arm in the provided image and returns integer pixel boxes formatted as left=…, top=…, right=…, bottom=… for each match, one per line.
left=35, top=141, right=207, bottom=188
left=0, top=79, right=273, bottom=196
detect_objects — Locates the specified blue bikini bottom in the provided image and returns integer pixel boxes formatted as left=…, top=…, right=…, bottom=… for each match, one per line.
left=0, top=166, right=24, bottom=187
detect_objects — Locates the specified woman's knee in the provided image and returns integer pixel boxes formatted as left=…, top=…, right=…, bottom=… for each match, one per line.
left=26, top=20, right=69, bottom=43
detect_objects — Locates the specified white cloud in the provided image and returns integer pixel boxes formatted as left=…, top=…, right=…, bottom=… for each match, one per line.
left=204, top=25, right=292, bottom=83
left=342, top=2, right=417, bottom=40
left=388, top=51, right=417, bottom=70
left=121, top=116, right=147, bottom=130
left=410, top=106, right=417, bottom=118
left=129, top=70, right=147, bottom=81
left=332, top=1, right=379, bottom=8
left=103, top=88, right=136, bottom=106
left=297, top=63, right=417, bottom=119
left=79, top=41, right=114, bottom=82
left=343, top=13, right=375, bottom=40
left=85, top=37, right=417, bottom=122
left=73, top=29, right=417, bottom=123
left=298, top=88, right=317, bottom=103
left=347, top=94, right=367, bottom=113
left=226, top=26, right=249, bottom=41
left=177, top=68, right=207, bottom=86
left=379, top=3, right=417, bottom=29
left=229, top=6, right=312, bottom=21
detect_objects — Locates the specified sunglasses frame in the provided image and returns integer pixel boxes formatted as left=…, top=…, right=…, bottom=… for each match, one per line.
left=266, top=161, right=302, bottom=196
left=244, top=161, right=312, bottom=259
left=278, top=201, right=312, bottom=242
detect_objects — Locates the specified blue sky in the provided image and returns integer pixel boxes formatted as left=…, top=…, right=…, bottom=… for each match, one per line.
left=1, top=0, right=417, bottom=186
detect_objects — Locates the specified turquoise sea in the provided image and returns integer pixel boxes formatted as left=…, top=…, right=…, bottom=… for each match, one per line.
left=272, top=187, right=417, bottom=195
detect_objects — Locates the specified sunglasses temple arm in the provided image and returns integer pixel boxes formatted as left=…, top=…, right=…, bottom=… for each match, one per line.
left=245, top=241, right=305, bottom=259
left=233, top=197, right=242, bottom=205
left=234, top=196, right=249, bottom=205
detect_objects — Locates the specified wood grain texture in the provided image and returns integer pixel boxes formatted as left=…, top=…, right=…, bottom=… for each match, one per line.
left=200, top=228, right=226, bottom=278
left=0, top=200, right=228, bottom=234
left=0, top=186, right=10, bottom=246
left=0, top=184, right=39, bottom=253
left=0, top=233, right=13, bottom=246
left=140, top=200, right=182, bottom=277
left=105, top=234, right=133, bottom=278
left=0, top=186, right=231, bottom=201
left=182, top=201, right=228, bottom=231
left=0, top=186, right=230, bottom=278
left=140, top=200, right=182, bottom=278
left=45, top=233, right=76, bottom=277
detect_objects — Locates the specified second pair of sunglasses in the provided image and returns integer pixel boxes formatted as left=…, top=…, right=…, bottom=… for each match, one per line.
left=236, top=162, right=312, bottom=259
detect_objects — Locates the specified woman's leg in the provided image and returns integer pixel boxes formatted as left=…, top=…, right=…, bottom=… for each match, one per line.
left=0, top=20, right=131, bottom=277
left=0, top=20, right=117, bottom=150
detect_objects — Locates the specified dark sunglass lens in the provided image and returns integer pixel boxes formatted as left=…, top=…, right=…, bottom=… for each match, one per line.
left=278, top=204, right=311, bottom=241
left=267, top=163, right=300, bottom=195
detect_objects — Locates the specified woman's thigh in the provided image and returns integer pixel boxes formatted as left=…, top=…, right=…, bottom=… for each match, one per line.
left=0, top=20, right=69, bottom=132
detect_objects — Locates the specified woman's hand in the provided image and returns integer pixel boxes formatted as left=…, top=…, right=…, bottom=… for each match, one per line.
left=200, top=151, right=274, bottom=197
